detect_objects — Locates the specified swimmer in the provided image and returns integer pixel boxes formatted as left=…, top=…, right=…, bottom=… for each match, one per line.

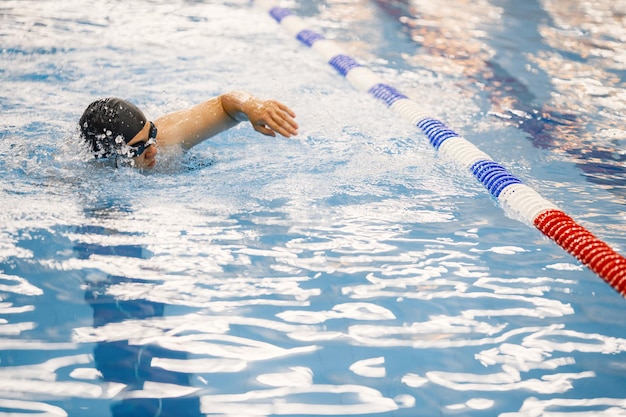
left=78, top=92, right=299, bottom=169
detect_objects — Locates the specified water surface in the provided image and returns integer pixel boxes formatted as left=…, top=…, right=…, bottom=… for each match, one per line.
left=1, top=1, right=625, bottom=416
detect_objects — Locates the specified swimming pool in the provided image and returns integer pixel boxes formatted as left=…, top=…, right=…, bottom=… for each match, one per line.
left=1, top=0, right=625, bottom=416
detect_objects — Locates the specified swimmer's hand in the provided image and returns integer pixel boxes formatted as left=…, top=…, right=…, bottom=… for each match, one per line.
left=247, top=99, right=299, bottom=138
left=223, top=92, right=299, bottom=138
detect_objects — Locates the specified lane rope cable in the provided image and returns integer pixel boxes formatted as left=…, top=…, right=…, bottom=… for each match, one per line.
left=254, top=0, right=626, bottom=297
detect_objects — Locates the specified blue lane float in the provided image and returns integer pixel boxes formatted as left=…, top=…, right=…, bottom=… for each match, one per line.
left=254, top=1, right=626, bottom=295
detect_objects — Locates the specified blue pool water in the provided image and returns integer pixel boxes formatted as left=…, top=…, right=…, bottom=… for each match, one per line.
left=1, top=0, right=625, bottom=416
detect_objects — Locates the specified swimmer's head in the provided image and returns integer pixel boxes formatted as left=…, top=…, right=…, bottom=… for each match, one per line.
left=79, top=97, right=147, bottom=158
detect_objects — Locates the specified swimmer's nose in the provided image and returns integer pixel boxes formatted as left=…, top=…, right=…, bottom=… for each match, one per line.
left=146, top=144, right=158, bottom=158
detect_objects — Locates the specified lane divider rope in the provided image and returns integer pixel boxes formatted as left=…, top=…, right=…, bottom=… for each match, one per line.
left=254, top=0, right=626, bottom=297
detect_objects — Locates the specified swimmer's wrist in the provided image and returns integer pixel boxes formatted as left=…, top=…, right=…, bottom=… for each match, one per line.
left=222, top=91, right=253, bottom=122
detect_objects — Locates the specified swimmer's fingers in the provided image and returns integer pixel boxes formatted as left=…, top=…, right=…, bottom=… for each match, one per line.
left=273, top=102, right=299, bottom=136
left=252, top=123, right=276, bottom=137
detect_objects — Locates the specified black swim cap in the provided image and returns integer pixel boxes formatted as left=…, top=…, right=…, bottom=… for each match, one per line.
left=79, top=97, right=147, bottom=158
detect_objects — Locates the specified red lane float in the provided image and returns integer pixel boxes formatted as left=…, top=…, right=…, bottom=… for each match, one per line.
left=535, top=210, right=626, bottom=296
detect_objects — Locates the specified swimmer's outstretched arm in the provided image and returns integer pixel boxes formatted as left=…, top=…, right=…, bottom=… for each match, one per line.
left=154, top=92, right=298, bottom=150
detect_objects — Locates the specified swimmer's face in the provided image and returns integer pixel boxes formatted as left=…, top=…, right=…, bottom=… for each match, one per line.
left=126, top=121, right=158, bottom=169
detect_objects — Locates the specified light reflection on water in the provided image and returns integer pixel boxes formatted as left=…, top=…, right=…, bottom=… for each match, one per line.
left=3, top=201, right=625, bottom=415
left=1, top=0, right=626, bottom=416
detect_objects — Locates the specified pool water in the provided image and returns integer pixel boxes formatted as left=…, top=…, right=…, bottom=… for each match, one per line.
left=1, top=0, right=625, bottom=416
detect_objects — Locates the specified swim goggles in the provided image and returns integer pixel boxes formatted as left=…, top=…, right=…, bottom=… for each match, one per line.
left=127, top=121, right=157, bottom=157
